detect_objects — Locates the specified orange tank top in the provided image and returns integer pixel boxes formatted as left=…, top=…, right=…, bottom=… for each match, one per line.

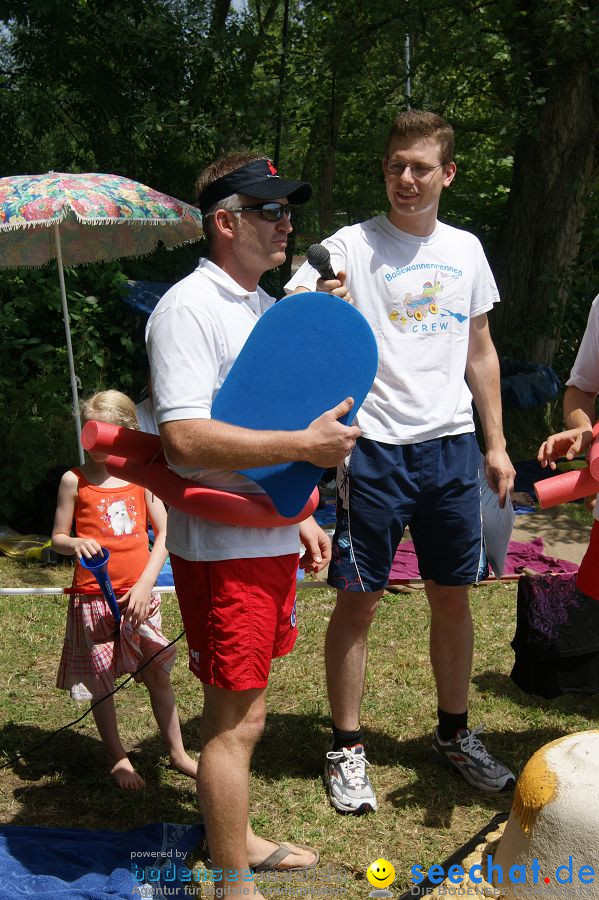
left=71, top=469, right=150, bottom=594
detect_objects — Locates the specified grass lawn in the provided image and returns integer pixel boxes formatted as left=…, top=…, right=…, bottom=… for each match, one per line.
left=1, top=554, right=598, bottom=897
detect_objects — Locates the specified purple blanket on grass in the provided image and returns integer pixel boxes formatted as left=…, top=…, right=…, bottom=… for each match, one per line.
left=389, top=538, right=578, bottom=582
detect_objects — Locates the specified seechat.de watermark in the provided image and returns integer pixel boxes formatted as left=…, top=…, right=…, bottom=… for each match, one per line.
left=410, top=855, right=596, bottom=895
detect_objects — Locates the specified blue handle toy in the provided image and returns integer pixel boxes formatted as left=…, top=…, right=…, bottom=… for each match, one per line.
left=79, top=547, right=121, bottom=630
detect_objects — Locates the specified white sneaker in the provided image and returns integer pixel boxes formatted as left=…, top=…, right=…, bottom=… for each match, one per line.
left=325, top=744, right=377, bottom=814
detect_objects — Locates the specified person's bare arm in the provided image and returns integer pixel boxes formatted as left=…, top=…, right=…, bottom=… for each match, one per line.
left=122, top=491, right=168, bottom=628
left=299, top=516, right=332, bottom=573
left=160, top=397, right=360, bottom=470
left=466, top=313, right=515, bottom=507
left=537, top=385, right=596, bottom=469
left=51, top=470, right=102, bottom=560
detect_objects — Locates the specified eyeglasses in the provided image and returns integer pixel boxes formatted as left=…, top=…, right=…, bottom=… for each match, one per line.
left=228, top=202, right=292, bottom=222
left=386, top=162, right=444, bottom=180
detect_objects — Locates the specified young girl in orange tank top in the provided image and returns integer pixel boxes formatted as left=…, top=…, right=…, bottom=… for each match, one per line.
left=52, top=390, right=197, bottom=789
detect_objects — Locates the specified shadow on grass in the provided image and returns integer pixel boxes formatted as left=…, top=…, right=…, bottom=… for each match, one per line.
left=255, top=713, right=512, bottom=829
left=1, top=556, right=72, bottom=587
left=253, top=711, right=329, bottom=779
left=0, top=717, right=201, bottom=830
left=255, top=709, right=599, bottom=830
left=8, top=690, right=595, bottom=835
left=380, top=727, right=569, bottom=828
left=473, top=669, right=599, bottom=717
left=381, top=670, right=599, bottom=830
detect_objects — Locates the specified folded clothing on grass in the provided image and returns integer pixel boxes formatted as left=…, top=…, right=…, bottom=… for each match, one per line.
left=389, top=537, right=578, bottom=582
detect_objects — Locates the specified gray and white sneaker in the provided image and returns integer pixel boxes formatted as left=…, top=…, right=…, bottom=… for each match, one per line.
left=432, top=725, right=516, bottom=793
left=325, top=744, right=377, bottom=814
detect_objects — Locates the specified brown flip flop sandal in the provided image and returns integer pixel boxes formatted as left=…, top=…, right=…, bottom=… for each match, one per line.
left=251, top=841, right=320, bottom=873
left=200, top=837, right=320, bottom=873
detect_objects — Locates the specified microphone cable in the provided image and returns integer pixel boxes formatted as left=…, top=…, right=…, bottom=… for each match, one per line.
left=0, top=629, right=186, bottom=770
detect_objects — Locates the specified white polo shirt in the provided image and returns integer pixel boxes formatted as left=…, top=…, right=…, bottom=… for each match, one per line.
left=146, top=259, right=300, bottom=561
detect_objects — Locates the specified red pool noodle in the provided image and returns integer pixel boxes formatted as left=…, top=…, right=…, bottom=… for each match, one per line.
left=82, top=420, right=163, bottom=463
left=106, top=455, right=319, bottom=527
left=86, top=419, right=319, bottom=525
left=534, top=467, right=599, bottom=509
left=588, top=422, right=599, bottom=480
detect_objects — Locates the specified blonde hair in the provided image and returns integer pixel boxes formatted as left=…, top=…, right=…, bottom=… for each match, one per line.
left=80, top=390, right=139, bottom=430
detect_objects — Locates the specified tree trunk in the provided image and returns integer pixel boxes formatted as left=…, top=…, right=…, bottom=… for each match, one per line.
left=208, top=0, right=232, bottom=35
left=492, top=61, right=598, bottom=364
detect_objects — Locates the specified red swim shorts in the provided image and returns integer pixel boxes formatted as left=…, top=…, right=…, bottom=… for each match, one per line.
left=170, top=553, right=299, bottom=690
left=577, top=520, right=599, bottom=602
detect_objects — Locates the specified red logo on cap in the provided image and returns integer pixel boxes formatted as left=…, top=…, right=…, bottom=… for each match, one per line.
left=267, top=159, right=278, bottom=176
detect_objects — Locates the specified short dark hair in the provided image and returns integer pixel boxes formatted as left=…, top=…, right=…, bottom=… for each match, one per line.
left=196, top=151, right=267, bottom=243
left=384, top=110, right=454, bottom=164
left=195, top=151, right=267, bottom=205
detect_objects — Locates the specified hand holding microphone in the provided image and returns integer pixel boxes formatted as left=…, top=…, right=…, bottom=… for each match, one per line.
left=306, top=244, right=353, bottom=303
left=307, top=243, right=337, bottom=281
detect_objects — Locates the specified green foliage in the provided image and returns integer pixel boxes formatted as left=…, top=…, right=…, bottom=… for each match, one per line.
left=553, top=196, right=599, bottom=380
left=0, top=0, right=597, bottom=524
left=0, top=263, right=147, bottom=526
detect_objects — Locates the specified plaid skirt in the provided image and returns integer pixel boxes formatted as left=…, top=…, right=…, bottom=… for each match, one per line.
left=56, top=592, right=177, bottom=701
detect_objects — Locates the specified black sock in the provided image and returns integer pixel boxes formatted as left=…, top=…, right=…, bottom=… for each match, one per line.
left=437, top=708, right=468, bottom=742
left=331, top=725, right=364, bottom=752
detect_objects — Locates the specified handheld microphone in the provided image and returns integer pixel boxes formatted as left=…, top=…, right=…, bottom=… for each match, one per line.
left=307, top=244, right=337, bottom=282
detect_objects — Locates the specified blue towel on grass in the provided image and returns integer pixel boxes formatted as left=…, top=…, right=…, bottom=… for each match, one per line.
left=0, top=821, right=204, bottom=899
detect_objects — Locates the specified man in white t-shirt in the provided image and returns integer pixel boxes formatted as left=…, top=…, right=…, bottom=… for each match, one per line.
left=146, top=153, right=360, bottom=897
left=538, top=293, right=599, bottom=599
left=286, top=110, right=516, bottom=812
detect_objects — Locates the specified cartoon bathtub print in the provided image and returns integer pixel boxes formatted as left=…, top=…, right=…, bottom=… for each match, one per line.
left=388, top=269, right=463, bottom=326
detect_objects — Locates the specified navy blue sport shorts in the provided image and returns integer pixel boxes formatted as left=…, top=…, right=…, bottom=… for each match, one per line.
left=327, top=433, right=485, bottom=592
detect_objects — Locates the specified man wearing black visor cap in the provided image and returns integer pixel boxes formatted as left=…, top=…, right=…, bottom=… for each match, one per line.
left=146, top=152, right=360, bottom=896
left=197, top=155, right=312, bottom=214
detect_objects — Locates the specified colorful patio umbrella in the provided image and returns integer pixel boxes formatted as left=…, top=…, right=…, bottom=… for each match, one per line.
left=0, top=171, right=204, bottom=461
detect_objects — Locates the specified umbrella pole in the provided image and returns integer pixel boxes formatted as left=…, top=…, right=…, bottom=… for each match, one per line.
left=54, top=223, right=84, bottom=464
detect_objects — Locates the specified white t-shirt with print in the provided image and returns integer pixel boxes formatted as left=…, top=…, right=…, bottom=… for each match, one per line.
left=286, top=215, right=500, bottom=445
left=146, top=258, right=300, bottom=562
left=566, top=293, right=599, bottom=522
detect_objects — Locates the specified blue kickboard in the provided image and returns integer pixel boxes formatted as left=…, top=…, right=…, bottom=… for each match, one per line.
left=211, top=292, right=378, bottom=517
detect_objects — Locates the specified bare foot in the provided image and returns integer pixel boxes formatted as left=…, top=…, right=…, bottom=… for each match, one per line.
left=247, top=836, right=318, bottom=871
left=108, top=756, right=146, bottom=789
left=169, top=751, right=198, bottom=779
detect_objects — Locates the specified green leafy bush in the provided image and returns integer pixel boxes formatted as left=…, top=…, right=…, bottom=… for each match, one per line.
left=0, top=262, right=148, bottom=529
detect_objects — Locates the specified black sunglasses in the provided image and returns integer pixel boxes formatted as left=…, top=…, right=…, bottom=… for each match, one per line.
left=228, top=202, right=292, bottom=222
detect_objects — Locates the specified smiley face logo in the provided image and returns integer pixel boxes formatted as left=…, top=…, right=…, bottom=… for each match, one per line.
left=367, top=858, right=396, bottom=889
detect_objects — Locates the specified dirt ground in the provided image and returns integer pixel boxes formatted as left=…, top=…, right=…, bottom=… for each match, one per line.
left=511, top=506, right=591, bottom=565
